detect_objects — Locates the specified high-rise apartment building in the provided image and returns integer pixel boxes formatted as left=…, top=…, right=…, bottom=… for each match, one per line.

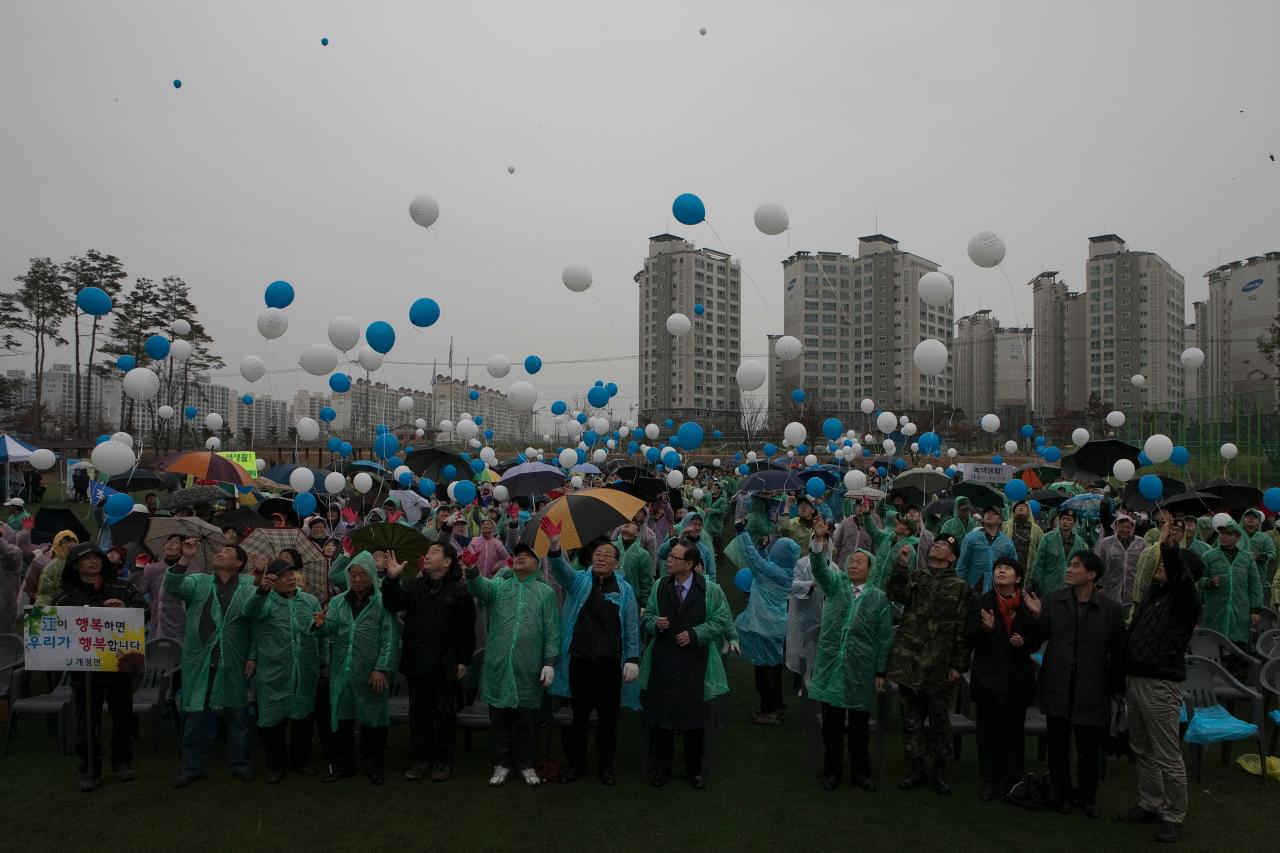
left=778, top=235, right=952, bottom=416
left=636, top=234, right=741, bottom=432
left=234, top=393, right=290, bottom=444
left=1199, top=252, right=1280, bottom=403
left=954, top=311, right=1033, bottom=424
left=1029, top=271, right=1088, bottom=417
left=1084, top=235, right=1185, bottom=408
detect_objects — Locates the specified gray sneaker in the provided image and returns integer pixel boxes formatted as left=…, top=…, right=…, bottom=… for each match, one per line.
left=404, top=762, right=430, bottom=782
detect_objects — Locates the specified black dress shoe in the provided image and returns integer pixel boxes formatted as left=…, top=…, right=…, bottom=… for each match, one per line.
left=170, top=775, right=201, bottom=789
left=689, top=774, right=706, bottom=790
left=980, top=783, right=997, bottom=802
left=650, top=774, right=669, bottom=788
left=1156, top=819, right=1180, bottom=843
left=898, top=759, right=928, bottom=790
left=560, top=766, right=584, bottom=784
left=822, top=776, right=840, bottom=791
left=851, top=776, right=877, bottom=792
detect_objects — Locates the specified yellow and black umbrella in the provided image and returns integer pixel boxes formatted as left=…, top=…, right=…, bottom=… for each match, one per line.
left=520, top=488, right=645, bottom=557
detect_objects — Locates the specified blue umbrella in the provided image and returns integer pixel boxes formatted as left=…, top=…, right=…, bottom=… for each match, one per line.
left=738, top=469, right=804, bottom=492
left=1061, top=493, right=1106, bottom=519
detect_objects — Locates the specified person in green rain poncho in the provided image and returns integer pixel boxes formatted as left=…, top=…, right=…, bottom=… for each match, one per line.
left=702, top=481, right=730, bottom=547
left=244, top=557, right=321, bottom=784
left=1028, top=508, right=1090, bottom=596
left=466, top=521, right=561, bottom=788
left=744, top=495, right=774, bottom=543
left=1198, top=520, right=1262, bottom=644
left=940, top=497, right=979, bottom=539
left=869, top=513, right=919, bottom=591
left=733, top=522, right=798, bottom=724
left=615, top=522, right=654, bottom=612
left=1240, top=509, right=1276, bottom=586
left=166, top=540, right=258, bottom=787
left=328, top=546, right=388, bottom=592
left=805, top=518, right=893, bottom=792
left=310, top=551, right=400, bottom=786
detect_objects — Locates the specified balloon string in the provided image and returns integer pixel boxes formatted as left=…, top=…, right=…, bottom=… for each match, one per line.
left=996, top=263, right=1031, bottom=382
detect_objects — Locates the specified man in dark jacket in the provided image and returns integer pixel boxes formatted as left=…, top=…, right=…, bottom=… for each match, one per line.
left=1118, top=518, right=1201, bottom=843
left=55, top=542, right=148, bottom=791
left=966, top=555, right=1046, bottom=801
left=1039, top=549, right=1126, bottom=817
left=888, top=533, right=972, bottom=794
left=380, top=540, right=475, bottom=782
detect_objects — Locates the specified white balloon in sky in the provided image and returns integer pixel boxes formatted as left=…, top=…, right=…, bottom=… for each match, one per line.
left=562, top=265, right=592, bottom=293
left=111, top=432, right=133, bottom=448
left=353, top=473, right=373, bottom=494
left=1220, top=442, right=1238, bottom=460
left=1112, top=459, right=1135, bottom=482
left=1004, top=440, right=1018, bottom=454
left=1106, top=410, right=1126, bottom=428
left=753, top=203, right=789, bottom=236
left=122, top=367, right=160, bottom=401
left=324, top=472, right=347, bottom=494
left=296, top=418, right=320, bottom=442
left=735, top=360, right=766, bottom=392
left=1072, top=428, right=1090, bottom=446
left=156, top=405, right=174, bottom=420
left=1131, top=374, right=1146, bottom=387
left=666, top=313, right=691, bottom=336
left=645, top=423, right=660, bottom=440
left=240, top=355, right=266, bottom=383
left=358, top=346, right=384, bottom=372
left=328, top=316, right=360, bottom=352
left=844, top=469, right=867, bottom=491
left=299, top=344, right=339, bottom=377
left=205, top=437, right=221, bottom=451
left=397, top=395, right=415, bottom=413
left=409, top=195, right=439, bottom=229
left=171, top=318, right=192, bottom=337
left=980, top=414, right=1001, bottom=433
left=1180, top=347, right=1205, bottom=369
left=29, top=448, right=56, bottom=470
left=918, top=271, right=953, bottom=307
left=1144, top=434, right=1173, bottom=464
left=775, top=335, right=803, bottom=361
left=289, top=468, right=315, bottom=493
left=876, top=411, right=897, bottom=434
left=257, top=309, right=288, bottom=340
left=860, top=398, right=875, bottom=415
left=169, top=339, right=193, bottom=362
left=967, top=231, right=1006, bottom=268
left=486, top=354, right=511, bottom=378
left=912, top=338, right=948, bottom=376
left=204, top=413, right=223, bottom=432
left=507, top=380, right=537, bottom=411
left=783, top=422, right=807, bottom=446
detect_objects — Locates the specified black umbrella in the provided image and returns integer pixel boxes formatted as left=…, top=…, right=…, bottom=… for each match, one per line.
left=606, top=477, right=666, bottom=503
left=798, top=468, right=840, bottom=487
left=106, top=510, right=152, bottom=548
left=1158, top=490, right=1217, bottom=517
left=256, top=497, right=300, bottom=526
left=403, top=447, right=469, bottom=482
left=612, top=465, right=653, bottom=481
left=1061, top=440, right=1141, bottom=480
left=31, top=507, right=91, bottom=547
left=164, top=485, right=234, bottom=511
left=1120, top=476, right=1186, bottom=513
left=211, top=507, right=263, bottom=535
left=1025, top=488, right=1068, bottom=509
left=924, top=497, right=954, bottom=519
left=104, top=469, right=169, bottom=492
left=952, top=481, right=1005, bottom=512
left=499, top=462, right=567, bottom=498
left=1192, top=479, right=1264, bottom=512
left=887, top=486, right=927, bottom=508
left=737, top=461, right=788, bottom=474
left=738, top=469, right=803, bottom=492
left=891, top=468, right=952, bottom=497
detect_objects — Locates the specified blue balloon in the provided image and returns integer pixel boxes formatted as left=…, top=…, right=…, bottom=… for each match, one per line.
left=992, top=455, right=1004, bottom=466
left=796, top=444, right=808, bottom=455
left=339, top=441, right=353, bottom=458
left=821, top=418, right=843, bottom=440
left=713, top=430, right=722, bottom=439
left=606, top=382, right=618, bottom=397
left=1004, top=480, right=1029, bottom=501
left=409, top=297, right=441, bottom=327
left=329, top=373, right=351, bottom=393
left=241, top=394, right=253, bottom=406
left=876, top=466, right=886, bottom=477
left=1170, top=446, right=1190, bottom=466
left=672, top=193, right=706, bottom=225
left=1138, top=475, right=1164, bottom=501
left=587, top=386, right=609, bottom=408
left=551, top=400, right=567, bottom=415
left=791, top=388, right=806, bottom=404
left=1020, top=424, right=1034, bottom=439
left=737, top=464, right=749, bottom=475
left=484, top=429, right=494, bottom=440
left=398, top=472, right=413, bottom=488
left=454, top=481, right=478, bottom=504
left=469, top=389, right=479, bottom=401
left=1043, top=446, right=1061, bottom=463
left=918, top=431, right=941, bottom=454
left=418, top=477, right=436, bottom=497
left=734, top=453, right=742, bottom=461
left=373, top=433, right=399, bottom=459
left=894, top=458, right=907, bottom=470
left=1137, top=451, right=1151, bottom=467
left=144, top=335, right=170, bottom=360
left=734, top=567, right=753, bottom=593
left=576, top=448, right=587, bottom=464
left=576, top=412, right=588, bottom=425
left=645, top=447, right=660, bottom=463
left=326, top=437, right=341, bottom=452
left=105, top=493, right=133, bottom=517
left=694, top=303, right=705, bottom=316
left=183, top=405, right=198, bottom=419
left=661, top=449, right=680, bottom=469
left=264, top=280, right=294, bottom=309
left=1264, top=487, right=1280, bottom=512
left=945, top=466, right=957, bottom=477
left=524, top=355, right=542, bottom=374
left=627, top=441, right=639, bottom=454
left=676, top=422, right=704, bottom=450
left=1034, top=435, right=1047, bottom=447
left=805, top=477, right=826, bottom=498
left=77, top=287, right=113, bottom=316
left=474, top=415, right=484, bottom=426
left=442, top=464, right=457, bottom=481
left=173, top=79, right=182, bottom=89
left=583, top=431, right=597, bottom=447
left=470, top=459, right=485, bottom=474
left=294, top=492, right=317, bottom=516
left=388, top=456, right=404, bottom=469
left=319, top=406, right=336, bottom=422
left=664, top=419, right=675, bottom=429
left=763, top=443, right=777, bottom=457
left=116, top=355, right=135, bottom=371
left=1029, top=500, right=1042, bottom=517
left=375, top=424, right=388, bottom=435
left=366, top=321, right=395, bottom=354
left=320, top=37, right=329, bottom=46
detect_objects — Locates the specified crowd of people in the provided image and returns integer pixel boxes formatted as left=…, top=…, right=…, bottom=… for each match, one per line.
left=4, top=460, right=1279, bottom=846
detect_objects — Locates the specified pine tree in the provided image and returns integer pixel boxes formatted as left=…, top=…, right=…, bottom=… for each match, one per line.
left=98, top=277, right=165, bottom=435
left=62, top=250, right=128, bottom=435
left=152, top=277, right=224, bottom=452
left=1, top=258, right=71, bottom=421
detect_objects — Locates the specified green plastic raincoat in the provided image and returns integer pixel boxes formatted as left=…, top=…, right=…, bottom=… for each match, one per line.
left=940, top=498, right=979, bottom=539
left=466, top=562, right=560, bottom=709
left=1028, top=528, right=1089, bottom=595
left=164, top=566, right=258, bottom=712
left=615, top=536, right=654, bottom=609
left=1199, top=540, right=1262, bottom=643
left=244, top=586, right=321, bottom=727
left=805, top=551, right=893, bottom=710
left=869, top=531, right=917, bottom=591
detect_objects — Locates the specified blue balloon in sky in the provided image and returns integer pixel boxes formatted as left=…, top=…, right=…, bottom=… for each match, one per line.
left=645, top=447, right=661, bottom=463
left=524, top=355, right=542, bottom=374
left=326, top=437, right=341, bottom=452
left=712, top=430, right=722, bottom=439
left=484, top=429, right=493, bottom=440
left=144, top=335, right=170, bottom=360
left=1137, top=451, right=1151, bottom=467
left=329, top=373, right=351, bottom=393
left=469, top=389, right=479, bottom=401
left=116, top=355, right=136, bottom=371
left=737, top=464, right=749, bottom=475
left=183, top=405, right=198, bottom=418
left=1043, top=446, right=1061, bottom=462
left=676, top=422, right=704, bottom=450
left=375, top=424, right=387, bottom=434
left=77, top=287, right=113, bottom=316
left=606, top=382, right=618, bottom=397
left=366, top=321, right=395, bottom=354
left=672, top=192, right=706, bottom=225
left=1034, top=435, right=1047, bottom=447
left=319, top=406, right=336, bottom=422
left=587, top=386, right=609, bottom=408
left=791, top=389, right=806, bottom=404
left=320, top=37, right=329, bottom=46
left=409, top=297, right=441, bottom=327
left=664, top=419, right=674, bottom=429
left=575, top=412, right=587, bottom=424
left=241, top=395, right=253, bottom=406
left=264, top=280, right=294, bottom=309
left=627, top=441, right=639, bottom=454
left=694, top=303, right=705, bottom=316
left=470, top=458, right=485, bottom=474
left=172, top=79, right=182, bottom=89
left=339, top=441, right=353, bottom=458
left=1020, top=424, right=1034, bottom=439
left=1029, top=500, right=1042, bottom=517
left=551, top=400, right=567, bottom=415
left=821, top=418, right=843, bottom=440
left=893, top=458, right=906, bottom=470
left=763, top=443, right=777, bottom=457
left=1170, top=446, right=1190, bottom=466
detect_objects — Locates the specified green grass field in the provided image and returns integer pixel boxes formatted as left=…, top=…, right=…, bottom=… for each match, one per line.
left=3, top=497, right=1274, bottom=851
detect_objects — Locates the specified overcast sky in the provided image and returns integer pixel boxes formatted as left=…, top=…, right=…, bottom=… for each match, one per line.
left=2, top=0, right=1277, bottom=423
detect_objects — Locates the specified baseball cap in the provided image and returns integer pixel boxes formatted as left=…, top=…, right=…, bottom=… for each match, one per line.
left=511, top=543, right=539, bottom=560
left=4, top=497, right=24, bottom=508
left=934, top=533, right=962, bottom=557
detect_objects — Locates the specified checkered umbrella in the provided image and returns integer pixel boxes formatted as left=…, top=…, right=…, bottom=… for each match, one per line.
left=240, top=527, right=328, bottom=596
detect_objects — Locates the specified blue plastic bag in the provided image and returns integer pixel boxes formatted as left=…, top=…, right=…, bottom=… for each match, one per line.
left=1184, top=704, right=1257, bottom=746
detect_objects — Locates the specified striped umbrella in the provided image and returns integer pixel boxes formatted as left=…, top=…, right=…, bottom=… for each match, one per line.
left=519, top=487, right=645, bottom=557
left=162, top=452, right=253, bottom=487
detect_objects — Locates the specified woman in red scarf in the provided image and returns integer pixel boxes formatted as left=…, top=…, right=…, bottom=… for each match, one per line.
left=965, top=554, right=1046, bottom=801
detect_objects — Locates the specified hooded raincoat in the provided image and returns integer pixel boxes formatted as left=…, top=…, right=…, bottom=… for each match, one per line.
left=244, top=585, right=321, bottom=727
left=164, top=564, right=258, bottom=712
left=733, top=531, right=797, bottom=666
left=1028, top=526, right=1089, bottom=596
left=805, top=550, right=893, bottom=711
left=615, top=536, right=654, bottom=609
left=466, top=560, right=560, bottom=709
left=547, top=554, right=641, bottom=709
left=1199, top=538, right=1263, bottom=643
left=940, top=498, right=979, bottom=539
left=955, top=526, right=1017, bottom=592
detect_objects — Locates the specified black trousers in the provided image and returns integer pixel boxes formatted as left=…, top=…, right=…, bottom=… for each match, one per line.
left=408, top=673, right=458, bottom=763
left=821, top=704, right=871, bottom=780
left=1046, top=715, right=1105, bottom=806
left=754, top=664, right=785, bottom=713
left=489, top=706, right=539, bottom=770
left=73, top=675, right=134, bottom=777
left=975, top=702, right=1027, bottom=792
left=649, top=726, right=704, bottom=777
left=261, top=716, right=313, bottom=774
left=566, top=657, right=622, bottom=773
left=332, top=720, right=386, bottom=776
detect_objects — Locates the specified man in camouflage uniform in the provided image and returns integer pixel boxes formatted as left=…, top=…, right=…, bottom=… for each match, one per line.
left=887, top=532, right=972, bottom=794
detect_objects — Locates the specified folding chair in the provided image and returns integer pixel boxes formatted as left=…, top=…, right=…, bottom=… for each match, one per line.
left=132, top=639, right=182, bottom=755
left=1182, top=655, right=1266, bottom=785
left=1188, top=627, right=1261, bottom=693
left=4, top=669, right=73, bottom=756
left=1259, top=657, right=1280, bottom=757
left=1256, top=629, right=1280, bottom=661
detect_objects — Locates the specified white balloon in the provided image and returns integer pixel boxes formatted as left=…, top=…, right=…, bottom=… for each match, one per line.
left=507, top=380, right=537, bottom=411
left=947, top=448, right=958, bottom=458
left=455, top=419, right=478, bottom=440
left=918, top=271, right=953, bottom=307
left=156, top=405, right=174, bottom=420
left=753, top=202, right=789, bottom=235
left=113, top=432, right=136, bottom=448
left=967, top=230, right=1006, bottom=268
left=606, top=439, right=615, bottom=449
left=397, top=395, right=415, bottom=413
left=169, top=339, right=193, bottom=362
left=290, top=468, right=315, bottom=493
left=257, top=309, right=288, bottom=339
left=803, top=454, right=818, bottom=467
left=666, top=470, right=684, bottom=488
left=860, top=398, right=875, bottom=415
left=843, top=469, right=867, bottom=491
left=900, top=415, right=910, bottom=426
left=735, top=360, right=766, bottom=392
left=296, top=417, right=320, bottom=442
left=256, top=459, right=267, bottom=471
left=562, top=264, right=592, bottom=293
left=712, top=458, right=721, bottom=468
left=299, top=344, right=339, bottom=377
left=122, top=367, right=160, bottom=401
left=1143, top=434, right=1172, bottom=464
left=1072, top=428, right=1090, bottom=446
left=409, top=194, right=439, bottom=229
left=691, top=487, right=704, bottom=501
left=353, top=472, right=373, bottom=494
left=645, top=423, right=660, bottom=440
left=1131, top=374, right=1146, bottom=387
left=913, top=338, right=948, bottom=376
left=358, top=347, right=384, bottom=372
left=876, top=411, right=897, bottom=433
left=393, top=465, right=413, bottom=482
left=29, top=448, right=56, bottom=470
left=328, top=316, right=360, bottom=352
left=171, top=318, right=191, bottom=337
left=666, top=313, right=691, bottom=336
left=592, top=449, right=607, bottom=464
left=571, top=475, right=584, bottom=490
left=478, top=449, right=496, bottom=466
left=592, top=418, right=610, bottom=436
left=415, top=428, right=424, bottom=438
left=438, top=419, right=453, bottom=434
left=864, top=434, right=875, bottom=444
left=1106, top=410, right=1126, bottom=428
left=775, top=335, right=803, bottom=361
left=205, top=437, right=221, bottom=450
left=324, top=472, right=346, bottom=494
left=980, top=414, right=1001, bottom=434
left=492, top=485, right=509, bottom=502
left=1004, top=440, right=1018, bottom=454
left=204, top=413, right=223, bottom=431
left=902, top=423, right=917, bottom=436
left=784, top=422, right=807, bottom=446
left=746, top=451, right=758, bottom=462
left=558, top=448, right=578, bottom=469
left=240, top=355, right=267, bottom=383
left=687, top=465, right=699, bottom=479
left=1221, top=442, right=1238, bottom=460
left=468, top=438, right=482, bottom=449
left=882, top=439, right=896, bottom=453
left=1180, top=347, right=1205, bottom=369
left=1212, top=512, right=1234, bottom=530
left=1112, top=459, right=1135, bottom=482
left=486, top=354, right=511, bottom=378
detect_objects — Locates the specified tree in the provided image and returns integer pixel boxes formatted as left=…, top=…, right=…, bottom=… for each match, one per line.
left=738, top=392, right=768, bottom=450
left=62, top=250, right=128, bottom=434
left=151, top=277, right=224, bottom=452
left=1, top=258, right=71, bottom=420
left=98, top=277, right=165, bottom=435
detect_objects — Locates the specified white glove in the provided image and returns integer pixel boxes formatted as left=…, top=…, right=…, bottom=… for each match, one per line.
left=622, top=662, right=639, bottom=683
left=539, top=665, right=555, bottom=687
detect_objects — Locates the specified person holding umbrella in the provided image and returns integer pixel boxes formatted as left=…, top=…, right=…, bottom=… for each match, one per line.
left=956, top=505, right=1016, bottom=593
